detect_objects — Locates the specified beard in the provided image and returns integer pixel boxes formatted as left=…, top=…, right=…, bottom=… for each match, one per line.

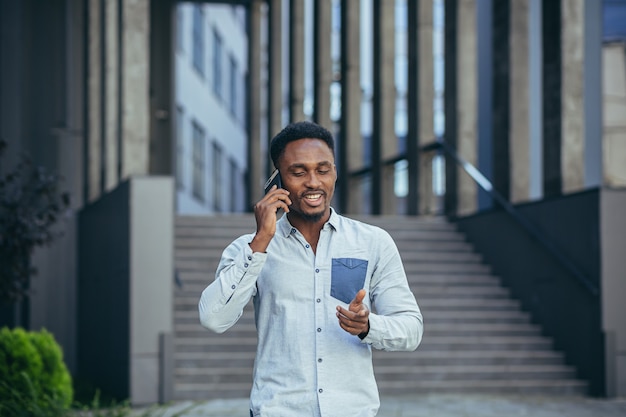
left=299, top=210, right=326, bottom=223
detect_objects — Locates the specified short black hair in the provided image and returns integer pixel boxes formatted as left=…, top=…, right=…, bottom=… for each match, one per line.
left=269, top=121, right=335, bottom=168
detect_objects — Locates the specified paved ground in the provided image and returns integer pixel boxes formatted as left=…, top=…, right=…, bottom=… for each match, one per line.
left=141, top=394, right=626, bottom=417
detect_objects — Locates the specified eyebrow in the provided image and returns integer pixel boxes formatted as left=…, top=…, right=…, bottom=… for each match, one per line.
left=287, top=161, right=334, bottom=170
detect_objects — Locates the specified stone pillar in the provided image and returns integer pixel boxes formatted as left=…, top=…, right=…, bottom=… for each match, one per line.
left=456, top=0, right=478, bottom=216
left=121, top=0, right=150, bottom=178
left=601, top=189, right=626, bottom=398
left=561, top=0, right=585, bottom=193
left=87, top=0, right=103, bottom=202
left=491, top=0, right=510, bottom=202
left=268, top=0, right=283, bottom=147
left=510, top=0, right=531, bottom=203
left=313, top=0, right=332, bottom=129
left=247, top=0, right=264, bottom=206
left=149, top=0, right=174, bottom=177
left=418, top=0, right=437, bottom=215
left=339, top=0, right=362, bottom=214
left=289, top=0, right=306, bottom=122
left=542, top=0, right=562, bottom=197
left=372, top=0, right=396, bottom=215
left=105, top=0, right=120, bottom=190
left=602, top=42, right=626, bottom=187
left=444, top=0, right=459, bottom=215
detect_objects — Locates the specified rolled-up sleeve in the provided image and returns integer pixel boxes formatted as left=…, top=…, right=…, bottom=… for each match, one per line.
left=199, top=234, right=267, bottom=333
left=360, top=230, right=424, bottom=351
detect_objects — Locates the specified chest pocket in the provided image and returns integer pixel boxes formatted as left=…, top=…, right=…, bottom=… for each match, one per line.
left=331, top=258, right=369, bottom=304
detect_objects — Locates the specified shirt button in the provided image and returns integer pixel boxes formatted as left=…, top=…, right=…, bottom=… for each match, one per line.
left=318, top=358, right=323, bottom=363
left=291, top=228, right=296, bottom=234
left=315, top=268, right=319, bottom=273
left=306, top=244, right=310, bottom=248
left=244, top=263, right=249, bottom=268
left=231, top=285, right=236, bottom=289
left=316, top=298, right=321, bottom=303
left=319, top=388, right=323, bottom=393
left=247, top=256, right=252, bottom=261
left=317, top=328, right=322, bottom=332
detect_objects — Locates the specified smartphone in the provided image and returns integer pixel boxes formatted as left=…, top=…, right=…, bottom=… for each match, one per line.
left=263, top=169, right=282, bottom=194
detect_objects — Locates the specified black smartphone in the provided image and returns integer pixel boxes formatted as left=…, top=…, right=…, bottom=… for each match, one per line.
left=263, top=169, right=282, bottom=194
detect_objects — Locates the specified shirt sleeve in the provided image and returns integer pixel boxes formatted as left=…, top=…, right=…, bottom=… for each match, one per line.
left=198, top=234, right=267, bottom=333
left=360, top=229, right=424, bottom=351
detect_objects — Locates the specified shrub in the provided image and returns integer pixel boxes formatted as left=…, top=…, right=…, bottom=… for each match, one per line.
left=0, top=327, right=73, bottom=416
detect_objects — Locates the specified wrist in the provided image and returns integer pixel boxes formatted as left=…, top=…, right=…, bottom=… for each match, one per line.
left=358, top=320, right=370, bottom=340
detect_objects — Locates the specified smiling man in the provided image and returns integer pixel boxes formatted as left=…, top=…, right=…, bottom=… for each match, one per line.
left=199, top=121, right=423, bottom=417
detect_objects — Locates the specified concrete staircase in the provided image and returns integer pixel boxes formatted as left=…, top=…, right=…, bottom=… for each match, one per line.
left=173, top=214, right=588, bottom=401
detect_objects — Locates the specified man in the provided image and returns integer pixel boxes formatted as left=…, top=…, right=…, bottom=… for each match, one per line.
left=199, top=121, right=423, bottom=416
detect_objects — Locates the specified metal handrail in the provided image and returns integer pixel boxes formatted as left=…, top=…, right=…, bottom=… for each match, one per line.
left=423, top=140, right=599, bottom=297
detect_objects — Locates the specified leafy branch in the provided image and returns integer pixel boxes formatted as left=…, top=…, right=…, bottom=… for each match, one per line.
left=0, top=140, right=70, bottom=304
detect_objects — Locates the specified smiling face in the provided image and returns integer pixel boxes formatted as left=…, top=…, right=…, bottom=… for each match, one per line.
left=278, top=138, right=337, bottom=225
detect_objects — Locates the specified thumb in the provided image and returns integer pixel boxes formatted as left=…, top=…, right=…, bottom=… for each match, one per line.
left=349, top=289, right=367, bottom=311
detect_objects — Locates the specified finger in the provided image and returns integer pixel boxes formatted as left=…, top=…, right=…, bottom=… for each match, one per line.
left=337, top=306, right=369, bottom=322
left=348, top=289, right=367, bottom=312
left=352, top=289, right=366, bottom=305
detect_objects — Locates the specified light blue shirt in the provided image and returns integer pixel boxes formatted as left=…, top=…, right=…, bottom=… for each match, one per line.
left=199, top=209, right=423, bottom=416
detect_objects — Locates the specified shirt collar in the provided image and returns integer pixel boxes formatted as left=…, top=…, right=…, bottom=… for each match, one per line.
left=277, top=208, right=340, bottom=237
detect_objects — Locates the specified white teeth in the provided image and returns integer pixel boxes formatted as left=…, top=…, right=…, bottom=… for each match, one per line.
left=305, top=194, right=321, bottom=200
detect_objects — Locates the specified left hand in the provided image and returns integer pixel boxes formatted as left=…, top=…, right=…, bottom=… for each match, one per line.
left=336, top=289, right=370, bottom=336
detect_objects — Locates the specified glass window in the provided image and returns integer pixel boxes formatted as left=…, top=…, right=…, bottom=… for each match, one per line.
left=176, top=106, right=185, bottom=189
left=192, top=122, right=206, bottom=201
left=176, top=6, right=184, bottom=52
left=213, top=29, right=223, bottom=99
left=192, top=5, right=205, bottom=76
left=212, top=142, right=223, bottom=212
left=229, top=55, right=238, bottom=116
left=229, top=158, right=238, bottom=212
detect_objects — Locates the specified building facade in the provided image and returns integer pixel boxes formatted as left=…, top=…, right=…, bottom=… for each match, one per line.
left=174, top=3, right=248, bottom=214
left=1, top=0, right=625, bottom=405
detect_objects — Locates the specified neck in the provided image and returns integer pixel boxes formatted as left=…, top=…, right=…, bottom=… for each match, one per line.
left=287, top=209, right=330, bottom=253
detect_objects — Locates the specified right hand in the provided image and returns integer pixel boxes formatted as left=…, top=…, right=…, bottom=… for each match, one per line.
left=249, top=185, right=291, bottom=253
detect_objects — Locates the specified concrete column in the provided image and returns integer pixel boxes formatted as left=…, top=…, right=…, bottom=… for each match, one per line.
left=372, top=0, right=396, bottom=215
left=601, top=189, right=626, bottom=398
left=289, top=0, right=306, bottom=122
left=456, top=0, right=478, bottom=215
left=247, top=0, right=264, bottom=206
left=87, top=0, right=103, bottom=202
left=268, top=0, right=283, bottom=145
left=149, top=0, right=174, bottom=177
left=491, top=0, right=510, bottom=203
left=510, top=0, right=531, bottom=203
left=561, top=0, right=585, bottom=193
left=528, top=0, right=543, bottom=200
left=542, top=0, right=562, bottom=197
left=105, top=0, right=119, bottom=190
left=602, top=42, right=626, bottom=187
left=121, top=0, right=150, bottom=178
left=129, top=177, right=174, bottom=405
left=339, top=0, right=362, bottom=214
left=418, top=0, right=436, bottom=215
left=444, top=0, right=459, bottom=215
left=314, top=0, right=332, bottom=129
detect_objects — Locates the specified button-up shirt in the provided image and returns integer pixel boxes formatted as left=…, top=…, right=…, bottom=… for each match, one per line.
left=199, top=209, right=423, bottom=416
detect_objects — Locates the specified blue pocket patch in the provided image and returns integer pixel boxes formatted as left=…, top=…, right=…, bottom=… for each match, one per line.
left=331, top=258, right=369, bottom=304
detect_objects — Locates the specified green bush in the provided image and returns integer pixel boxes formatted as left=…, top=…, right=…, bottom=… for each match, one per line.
left=0, top=327, right=73, bottom=416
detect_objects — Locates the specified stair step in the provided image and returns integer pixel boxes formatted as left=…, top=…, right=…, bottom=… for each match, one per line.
left=172, top=214, right=589, bottom=400
left=375, top=379, right=588, bottom=395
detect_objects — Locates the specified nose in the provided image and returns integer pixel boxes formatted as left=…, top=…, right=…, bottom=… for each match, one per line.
left=304, top=172, right=322, bottom=188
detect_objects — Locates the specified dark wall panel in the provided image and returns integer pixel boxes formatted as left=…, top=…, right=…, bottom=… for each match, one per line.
left=78, top=181, right=130, bottom=400
left=455, top=189, right=604, bottom=395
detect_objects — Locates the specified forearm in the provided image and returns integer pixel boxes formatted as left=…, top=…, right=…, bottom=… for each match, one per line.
left=362, top=309, right=423, bottom=351
left=198, top=236, right=266, bottom=333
